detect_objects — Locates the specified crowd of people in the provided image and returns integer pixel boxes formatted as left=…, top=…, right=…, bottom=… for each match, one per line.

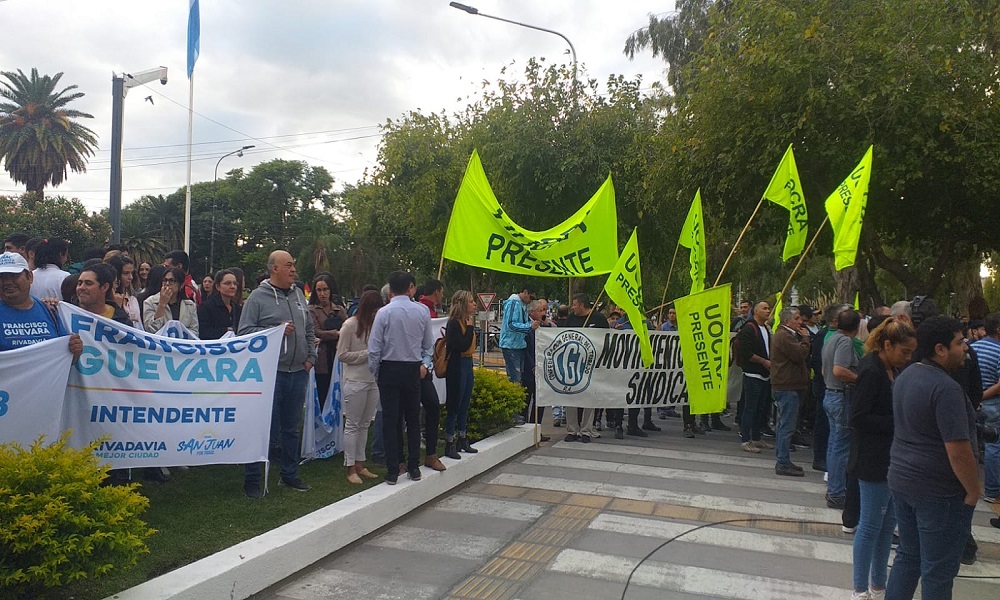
left=3, top=230, right=998, bottom=599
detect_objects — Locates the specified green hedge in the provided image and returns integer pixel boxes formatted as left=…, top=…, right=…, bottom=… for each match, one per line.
left=440, top=368, right=525, bottom=440
left=0, top=434, right=155, bottom=599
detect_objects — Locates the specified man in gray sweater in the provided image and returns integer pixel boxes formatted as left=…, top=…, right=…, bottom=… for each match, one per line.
left=239, top=250, right=317, bottom=498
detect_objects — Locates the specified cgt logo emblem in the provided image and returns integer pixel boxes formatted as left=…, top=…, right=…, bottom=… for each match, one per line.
left=544, top=330, right=597, bottom=394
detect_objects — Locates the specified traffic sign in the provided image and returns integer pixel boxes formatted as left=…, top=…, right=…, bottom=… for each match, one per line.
left=477, top=292, right=497, bottom=311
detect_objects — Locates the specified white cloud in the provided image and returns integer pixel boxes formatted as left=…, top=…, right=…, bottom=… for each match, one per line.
left=0, top=0, right=670, bottom=213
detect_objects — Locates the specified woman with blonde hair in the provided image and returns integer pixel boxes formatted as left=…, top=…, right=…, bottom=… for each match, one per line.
left=444, top=290, right=478, bottom=459
left=336, top=290, right=382, bottom=484
left=848, top=317, right=917, bottom=600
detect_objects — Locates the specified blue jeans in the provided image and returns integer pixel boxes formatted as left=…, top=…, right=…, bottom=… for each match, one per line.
left=245, top=369, right=308, bottom=486
left=445, top=357, right=474, bottom=439
left=372, top=408, right=384, bottom=458
left=981, top=399, right=1000, bottom=497
left=739, top=376, right=771, bottom=443
left=853, top=480, right=896, bottom=592
left=502, top=347, right=524, bottom=383
left=886, top=491, right=975, bottom=600
left=773, top=390, right=801, bottom=466
left=824, top=389, right=850, bottom=498
left=812, top=375, right=828, bottom=468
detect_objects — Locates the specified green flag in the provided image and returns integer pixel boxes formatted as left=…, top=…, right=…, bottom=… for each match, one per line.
left=604, top=228, right=653, bottom=368
left=679, top=190, right=706, bottom=294
left=824, top=146, right=873, bottom=271
left=763, top=144, right=808, bottom=261
left=771, top=292, right=782, bottom=333
left=675, top=284, right=732, bottom=414
left=442, top=150, right=619, bottom=277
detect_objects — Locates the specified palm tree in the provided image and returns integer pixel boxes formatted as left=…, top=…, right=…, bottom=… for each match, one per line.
left=0, top=68, right=98, bottom=198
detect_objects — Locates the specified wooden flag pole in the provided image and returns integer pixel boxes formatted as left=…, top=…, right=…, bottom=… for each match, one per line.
left=436, top=255, right=445, bottom=280
left=582, top=288, right=606, bottom=328
left=713, top=197, right=765, bottom=287
left=778, top=215, right=829, bottom=302
left=657, top=240, right=681, bottom=324
left=646, top=299, right=674, bottom=315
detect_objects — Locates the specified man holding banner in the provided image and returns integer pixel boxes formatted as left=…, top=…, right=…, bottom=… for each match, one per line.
left=0, top=251, right=81, bottom=356
left=238, top=250, right=316, bottom=498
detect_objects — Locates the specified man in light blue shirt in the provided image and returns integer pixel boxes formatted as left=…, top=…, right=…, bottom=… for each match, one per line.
left=499, top=285, right=539, bottom=385
left=971, top=314, right=1000, bottom=503
left=368, top=271, right=435, bottom=484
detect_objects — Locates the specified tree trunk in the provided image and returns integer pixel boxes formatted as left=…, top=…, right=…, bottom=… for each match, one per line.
left=834, top=266, right=859, bottom=305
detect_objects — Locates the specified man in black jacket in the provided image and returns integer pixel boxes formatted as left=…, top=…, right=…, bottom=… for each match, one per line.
left=736, top=300, right=773, bottom=454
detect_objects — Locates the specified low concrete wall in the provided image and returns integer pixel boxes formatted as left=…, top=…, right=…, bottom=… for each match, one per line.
left=107, top=425, right=536, bottom=600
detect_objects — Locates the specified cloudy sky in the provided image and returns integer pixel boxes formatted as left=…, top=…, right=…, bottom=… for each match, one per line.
left=0, top=1, right=671, bottom=213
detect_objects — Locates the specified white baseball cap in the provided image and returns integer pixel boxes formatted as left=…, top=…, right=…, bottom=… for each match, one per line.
left=0, top=251, right=30, bottom=275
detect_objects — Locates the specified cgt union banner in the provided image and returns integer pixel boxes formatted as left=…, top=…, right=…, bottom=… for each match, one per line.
left=535, top=328, right=690, bottom=409
left=535, top=326, right=738, bottom=409
left=57, top=302, right=285, bottom=469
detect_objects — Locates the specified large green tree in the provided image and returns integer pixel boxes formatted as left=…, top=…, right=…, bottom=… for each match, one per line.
left=0, top=68, right=98, bottom=198
left=629, top=0, right=1000, bottom=303
left=0, top=194, right=110, bottom=257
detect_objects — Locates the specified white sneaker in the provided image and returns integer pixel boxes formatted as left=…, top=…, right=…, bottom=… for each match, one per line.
left=867, top=589, right=885, bottom=600
left=842, top=525, right=857, bottom=534
left=824, top=471, right=829, bottom=482
left=741, top=441, right=761, bottom=454
left=851, top=591, right=870, bottom=600
left=982, top=494, right=1000, bottom=504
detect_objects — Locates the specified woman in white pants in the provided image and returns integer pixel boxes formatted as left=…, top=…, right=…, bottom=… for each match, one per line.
left=336, top=290, right=382, bottom=484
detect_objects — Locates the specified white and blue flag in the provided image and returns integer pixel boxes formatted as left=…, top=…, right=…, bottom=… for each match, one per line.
left=187, top=0, right=200, bottom=78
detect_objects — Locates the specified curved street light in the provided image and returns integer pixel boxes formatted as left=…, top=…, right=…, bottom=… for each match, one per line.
left=210, top=145, right=254, bottom=272
left=449, top=2, right=577, bottom=103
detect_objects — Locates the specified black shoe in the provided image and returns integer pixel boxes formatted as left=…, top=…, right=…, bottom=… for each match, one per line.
left=594, top=422, right=603, bottom=431
left=792, top=435, right=811, bottom=449
left=788, top=463, right=804, bottom=472
left=775, top=464, right=805, bottom=477
left=961, top=548, right=977, bottom=565
left=385, top=473, right=398, bottom=485
left=539, top=435, right=551, bottom=442
left=642, top=421, right=662, bottom=432
left=408, top=468, right=422, bottom=481
left=514, top=415, right=526, bottom=426
left=663, top=407, right=682, bottom=418
left=244, top=482, right=264, bottom=499
left=891, top=533, right=900, bottom=548
left=812, top=462, right=826, bottom=471
left=683, top=425, right=696, bottom=439
left=825, top=493, right=846, bottom=510
left=279, top=477, right=311, bottom=491
left=564, top=434, right=580, bottom=442
left=553, top=420, right=562, bottom=427
left=692, top=424, right=707, bottom=435
left=990, top=517, right=1000, bottom=530
left=711, top=419, right=732, bottom=432
left=762, top=425, right=776, bottom=438
left=458, top=436, right=478, bottom=453
left=614, top=426, right=624, bottom=439
left=626, top=426, right=648, bottom=438
left=445, top=441, right=461, bottom=460
left=580, top=435, right=591, bottom=443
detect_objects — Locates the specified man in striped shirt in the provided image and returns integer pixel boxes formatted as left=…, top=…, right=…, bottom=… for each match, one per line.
left=971, top=314, right=1000, bottom=503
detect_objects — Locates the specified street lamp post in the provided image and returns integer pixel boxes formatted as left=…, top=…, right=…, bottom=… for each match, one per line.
left=448, top=2, right=577, bottom=102
left=210, top=145, right=254, bottom=273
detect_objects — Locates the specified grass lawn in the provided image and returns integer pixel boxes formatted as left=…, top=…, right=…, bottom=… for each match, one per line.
left=58, top=454, right=395, bottom=600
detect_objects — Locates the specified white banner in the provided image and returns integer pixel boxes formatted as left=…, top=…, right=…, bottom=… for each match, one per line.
left=301, top=357, right=344, bottom=461
left=0, top=337, right=74, bottom=446
left=535, top=328, right=739, bottom=409
left=57, top=302, right=285, bottom=469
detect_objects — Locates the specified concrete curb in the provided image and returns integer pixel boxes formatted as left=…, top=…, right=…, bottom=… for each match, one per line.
left=107, top=425, right=537, bottom=600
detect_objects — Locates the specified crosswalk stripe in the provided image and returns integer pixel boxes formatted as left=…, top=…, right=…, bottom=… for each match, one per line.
left=365, top=525, right=503, bottom=560
left=547, top=548, right=844, bottom=600
left=488, top=472, right=1000, bottom=544
left=551, top=441, right=998, bottom=515
left=588, top=513, right=1000, bottom=578
left=273, top=568, right=440, bottom=600
left=523, top=454, right=828, bottom=494
left=433, top=494, right=547, bottom=521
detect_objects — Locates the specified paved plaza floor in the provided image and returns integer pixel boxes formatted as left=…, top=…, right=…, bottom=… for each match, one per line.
left=254, top=416, right=1000, bottom=600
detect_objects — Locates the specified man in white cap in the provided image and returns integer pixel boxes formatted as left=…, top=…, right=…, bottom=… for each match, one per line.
left=0, top=251, right=81, bottom=356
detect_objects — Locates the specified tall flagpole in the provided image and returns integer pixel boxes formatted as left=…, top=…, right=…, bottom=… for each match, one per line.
left=184, top=75, right=194, bottom=253
left=778, top=215, right=829, bottom=302
left=713, top=197, right=765, bottom=287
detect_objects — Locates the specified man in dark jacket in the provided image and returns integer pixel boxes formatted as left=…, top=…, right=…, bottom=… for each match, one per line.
left=736, top=300, right=773, bottom=454
left=770, top=306, right=811, bottom=476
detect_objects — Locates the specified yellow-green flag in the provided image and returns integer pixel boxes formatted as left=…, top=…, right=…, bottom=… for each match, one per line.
left=675, top=284, right=732, bottom=414
left=763, top=144, right=808, bottom=261
left=442, top=150, right=619, bottom=277
left=825, top=146, right=873, bottom=271
left=771, top=292, right=782, bottom=333
left=854, top=291, right=860, bottom=310
left=679, top=190, right=706, bottom=294
left=604, top=228, right=653, bottom=368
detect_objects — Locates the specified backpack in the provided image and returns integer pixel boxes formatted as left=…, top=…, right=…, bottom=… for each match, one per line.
left=432, top=327, right=448, bottom=378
